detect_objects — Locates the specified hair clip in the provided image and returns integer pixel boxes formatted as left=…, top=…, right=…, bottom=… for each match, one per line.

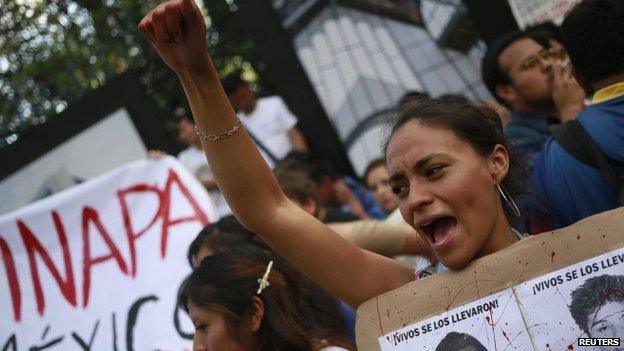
left=256, top=261, right=274, bottom=295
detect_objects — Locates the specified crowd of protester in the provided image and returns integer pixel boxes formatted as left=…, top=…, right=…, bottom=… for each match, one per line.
left=137, top=0, right=623, bottom=349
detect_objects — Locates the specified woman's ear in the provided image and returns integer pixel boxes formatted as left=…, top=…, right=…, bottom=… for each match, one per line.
left=488, top=144, right=510, bottom=183
left=248, top=296, right=265, bottom=332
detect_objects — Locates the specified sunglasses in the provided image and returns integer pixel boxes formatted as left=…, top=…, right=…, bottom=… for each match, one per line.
left=520, top=48, right=567, bottom=70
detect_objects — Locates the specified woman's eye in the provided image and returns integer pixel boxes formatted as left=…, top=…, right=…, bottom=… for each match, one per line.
left=425, top=165, right=445, bottom=178
left=391, top=185, right=408, bottom=198
left=195, top=324, right=208, bottom=332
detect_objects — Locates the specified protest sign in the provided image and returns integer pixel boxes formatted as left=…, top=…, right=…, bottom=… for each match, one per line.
left=356, top=208, right=624, bottom=351
left=0, top=157, right=217, bottom=350
left=517, top=247, right=624, bottom=350
left=507, top=0, right=581, bottom=29
left=378, top=289, right=532, bottom=350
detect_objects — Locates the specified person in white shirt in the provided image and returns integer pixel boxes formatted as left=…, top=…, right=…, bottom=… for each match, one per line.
left=176, top=114, right=232, bottom=218
left=222, top=73, right=308, bottom=162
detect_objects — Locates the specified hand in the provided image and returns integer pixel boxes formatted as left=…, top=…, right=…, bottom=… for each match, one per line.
left=551, top=59, right=585, bottom=122
left=138, top=0, right=210, bottom=75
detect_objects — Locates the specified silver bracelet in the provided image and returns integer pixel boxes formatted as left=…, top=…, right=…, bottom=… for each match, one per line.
left=195, top=120, right=241, bottom=142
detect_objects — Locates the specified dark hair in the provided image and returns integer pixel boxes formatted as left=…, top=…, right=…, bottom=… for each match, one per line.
left=221, top=71, right=247, bottom=95
left=185, top=217, right=353, bottom=347
left=276, top=152, right=338, bottom=184
left=561, top=0, right=624, bottom=83
left=385, top=97, right=506, bottom=161
left=187, top=215, right=266, bottom=267
left=275, top=169, right=321, bottom=207
left=180, top=247, right=354, bottom=351
left=275, top=152, right=315, bottom=177
left=481, top=30, right=533, bottom=104
left=525, top=21, right=562, bottom=47
left=569, top=274, right=624, bottom=334
left=437, top=94, right=471, bottom=106
left=397, top=90, right=430, bottom=109
left=384, top=97, right=522, bottom=220
left=436, top=332, right=487, bottom=351
left=363, top=158, right=386, bottom=188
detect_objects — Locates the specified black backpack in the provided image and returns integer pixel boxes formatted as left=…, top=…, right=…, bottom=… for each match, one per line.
left=549, top=120, right=624, bottom=206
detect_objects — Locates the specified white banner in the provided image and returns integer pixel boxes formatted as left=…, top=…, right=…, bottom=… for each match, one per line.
left=507, top=0, right=582, bottom=29
left=0, top=157, right=217, bottom=350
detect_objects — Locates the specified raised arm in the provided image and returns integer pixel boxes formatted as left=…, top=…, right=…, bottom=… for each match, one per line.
left=138, top=0, right=414, bottom=307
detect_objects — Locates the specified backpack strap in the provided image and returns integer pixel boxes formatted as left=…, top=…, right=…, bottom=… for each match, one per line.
left=549, top=120, right=623, bottom=196
left=245, top=128, right=279, bottom=164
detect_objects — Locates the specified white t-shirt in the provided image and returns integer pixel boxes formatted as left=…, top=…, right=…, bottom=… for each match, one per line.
left=178, top=146, right=232, bottom=218
left=239, top=96, right=298, bottom=161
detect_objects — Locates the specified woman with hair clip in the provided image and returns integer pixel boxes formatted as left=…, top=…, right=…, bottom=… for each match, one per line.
left=139, top=0, right=526, bottom=312
left=186, top=216, right=357, bottom=341
left=180, top=247, right=354, bottom=351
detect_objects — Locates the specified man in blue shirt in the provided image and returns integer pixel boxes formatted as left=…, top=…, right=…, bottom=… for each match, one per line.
left=532, top=0, right=624, bottom=229
left=481, top=30, right=586, bottom=171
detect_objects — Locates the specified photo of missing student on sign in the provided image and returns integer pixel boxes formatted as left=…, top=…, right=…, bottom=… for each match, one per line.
left=515, top=247, right=624, bottom=350
left=378, top=289, right=533, bottom=351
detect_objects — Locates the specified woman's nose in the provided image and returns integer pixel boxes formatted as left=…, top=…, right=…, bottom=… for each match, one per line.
left=407, top=186, right=434, bottom=211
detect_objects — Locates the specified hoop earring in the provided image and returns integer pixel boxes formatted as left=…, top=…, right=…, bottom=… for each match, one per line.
left=497, top=183, right=521, bottom=217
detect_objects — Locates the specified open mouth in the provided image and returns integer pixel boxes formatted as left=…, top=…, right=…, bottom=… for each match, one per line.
left=420, top=216, right=458, bottom=247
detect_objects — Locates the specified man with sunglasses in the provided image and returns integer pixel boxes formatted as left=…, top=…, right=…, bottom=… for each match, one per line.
left=482, top=29, right=586, bottom=171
